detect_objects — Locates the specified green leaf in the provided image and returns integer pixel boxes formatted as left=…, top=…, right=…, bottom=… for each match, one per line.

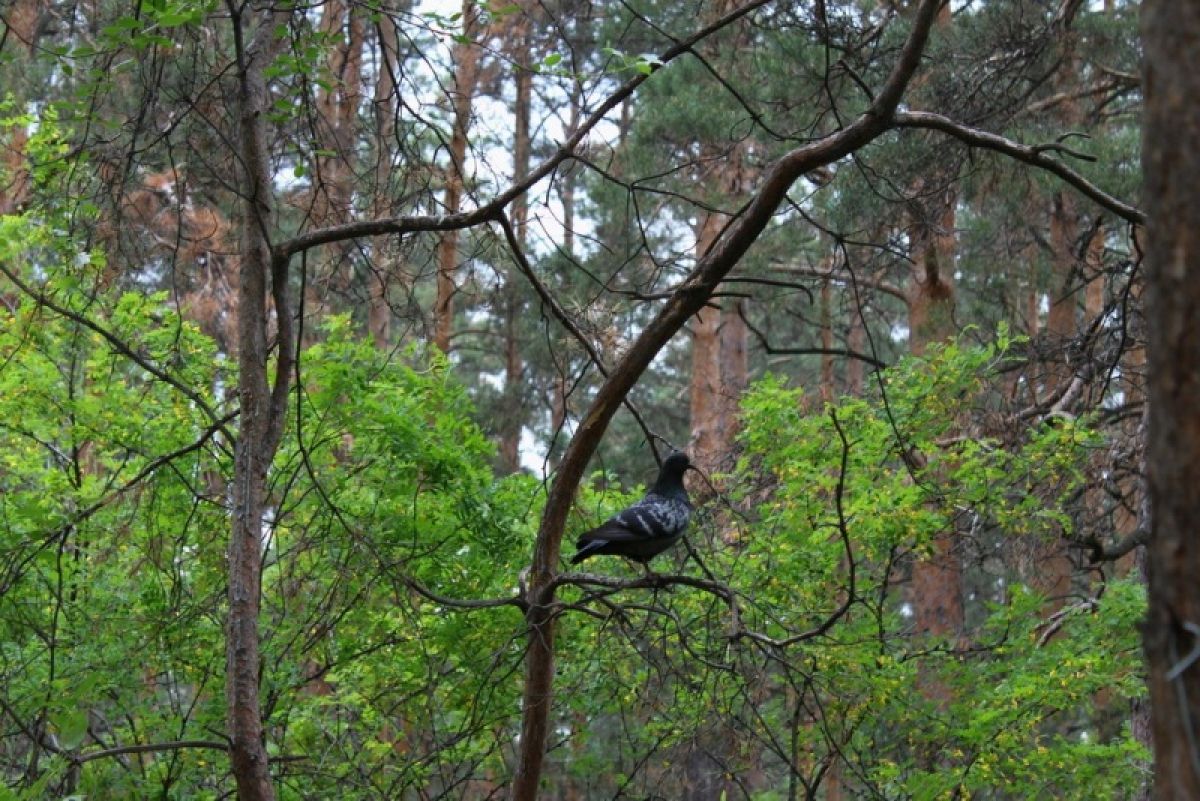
left=52, top=708, right=89, bottom=750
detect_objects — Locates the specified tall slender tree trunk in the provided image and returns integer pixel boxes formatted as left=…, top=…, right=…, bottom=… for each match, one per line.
left=689, top=210, right=725, bottom=472
left=433, top=0, right=480, bottom=353
left=846, top=290, right=866, bottom=397
left=820, top=275, right=835, bottom=403
left=907, top=188, right=957, bottom=358
left=369, top=14, right=402, bottom=350
left=1084, top=220, right=1105, bottom=321
left=499, top=6, right=532, bottom=473
left=718, top=298, right=748, bottom=447
left=908, top=186, right=964, bottom=655
left=546, top=67, right=584, bottom=471
left=227, top=9, right=292, bottom=800
left=312, top=0, right=363, bottom=231
left=687, top=0, right=754, bottom=477
left=1045, top=190, right=1079, bottom=392
left=1141, top=5, right=1200, bottom=797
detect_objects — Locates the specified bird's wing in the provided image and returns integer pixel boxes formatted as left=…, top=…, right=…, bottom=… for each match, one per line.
left=574, top=518, right=644, bottom=546
left=576, top=495, right=684, bottom=546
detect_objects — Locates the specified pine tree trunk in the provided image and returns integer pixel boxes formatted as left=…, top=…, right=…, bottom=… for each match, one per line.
left=907, top=188, right=957, bottom=357
left=433, top=0, right=480, bottom=353
left=1045, top=190, right=1078, bottom=394
left=368, top=15, right=402, bottom=350
left=689, top=211, right=725, bottom=472
left=846, top=296, right=865, bottom=397
left=1141, top=4, right=1200, bottom=796
left=499, top=6, right=532, bottom=473
left=0, top=0, right=39, bottom=215
left=908, top=188, right=963, bottom=655
left=820, top=277, right=834, bottom=402
left=1084, top=220, right=1105, bottom=321
left=718, top=299, right=747, bottom=454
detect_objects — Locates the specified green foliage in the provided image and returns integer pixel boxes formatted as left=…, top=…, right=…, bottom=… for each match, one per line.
left=0, top=212, right=538, bottom=795
left=725, top=336, right=1146, bottom=799
left=0, top=208, right=1149, bottom=799
left=0, top=213, right=230, bottom=798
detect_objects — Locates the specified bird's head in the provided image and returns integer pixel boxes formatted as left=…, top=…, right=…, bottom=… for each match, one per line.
left=662, top=450, right=691, bottom=475
left=652, top=450, right=693, bottom=497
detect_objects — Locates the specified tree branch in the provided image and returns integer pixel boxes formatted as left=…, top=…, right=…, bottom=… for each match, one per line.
left=73, top=739, right=230, bottom=765
left=765, top=265, right=907, bottom=302
left=1086, top=526, right=1149, bottom=564
left=894, top=110, right=1145, bottom=225
left=511, top=1, right=944, bottom=797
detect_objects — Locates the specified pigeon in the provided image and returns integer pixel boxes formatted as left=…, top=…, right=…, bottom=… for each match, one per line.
left=570, top=451, right=693, bottom=568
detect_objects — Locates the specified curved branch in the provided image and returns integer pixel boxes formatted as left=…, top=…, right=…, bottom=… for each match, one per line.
left=552, top=570, right=737, bottom=603
left=765, top=265, right=907, bottom=302
left=402, top=574, right=528, bottom=613
left=1086, top=526, right=1149, bottom=564
left=73, top=739, right=230, bottom=765
left=510, top=2, right=944, bottom=798
left=739, top=303, right=889, bottom=369
left=894, top=110, right=1145, bottom=225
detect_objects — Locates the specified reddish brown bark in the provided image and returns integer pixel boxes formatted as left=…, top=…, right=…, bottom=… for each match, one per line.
left=1045, top=190, right=1079, bottom=390
left=907, top=188, right=957, bottom=357
left=1141, top=3, right=1200, bottom=798
left=1015, top=190, right=1080, bottom=604
left=846, top=283, right=866, bottom=397
left=718, top=299, right=748, bottom=442
left=687, top=0, right=754, bottom=478
left=689, top=211, right=726, bottom=473
left=499, top=6, right=533, bottom=473
left=820, top=276, right=834, bottom=403
left=368, top=17, right=402, bottom=350
left=1084, top=220, right=1106, bottom=320
left=908, top=186, right=964, bottom=653
left=433, top=1, right=481, bottom=353
left=0, top=0, right=44, bottom=215
left=312, top=0, right=363, bottom=231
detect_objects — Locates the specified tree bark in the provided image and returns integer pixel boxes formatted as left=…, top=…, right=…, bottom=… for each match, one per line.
left=227, top=7, right=293, bottom=800
left=689, top=210, right=726, bottom=473
left=368, top=14, right=402, bottom=350
left=1045, top=189, right=1079, bottom=394
left=718, top=298, right=748, bottom=449
left=820, top=275, right=834, bottom=403
left=908, top=186, right=964, bottom=652
left=499, top=5, right=533, bottom=473
left=846, top=283, right=866, bottom=397
left=433, top=0, right=481, bottom=353
left=0, top=0, right=43, bottom=215
left=1141, top=3, right=1200, bottom=798
left=907, top=187, right=957, bottom=357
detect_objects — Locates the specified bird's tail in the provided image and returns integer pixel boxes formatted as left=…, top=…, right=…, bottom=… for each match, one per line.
left=569, top=540, right=602, bottom=565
